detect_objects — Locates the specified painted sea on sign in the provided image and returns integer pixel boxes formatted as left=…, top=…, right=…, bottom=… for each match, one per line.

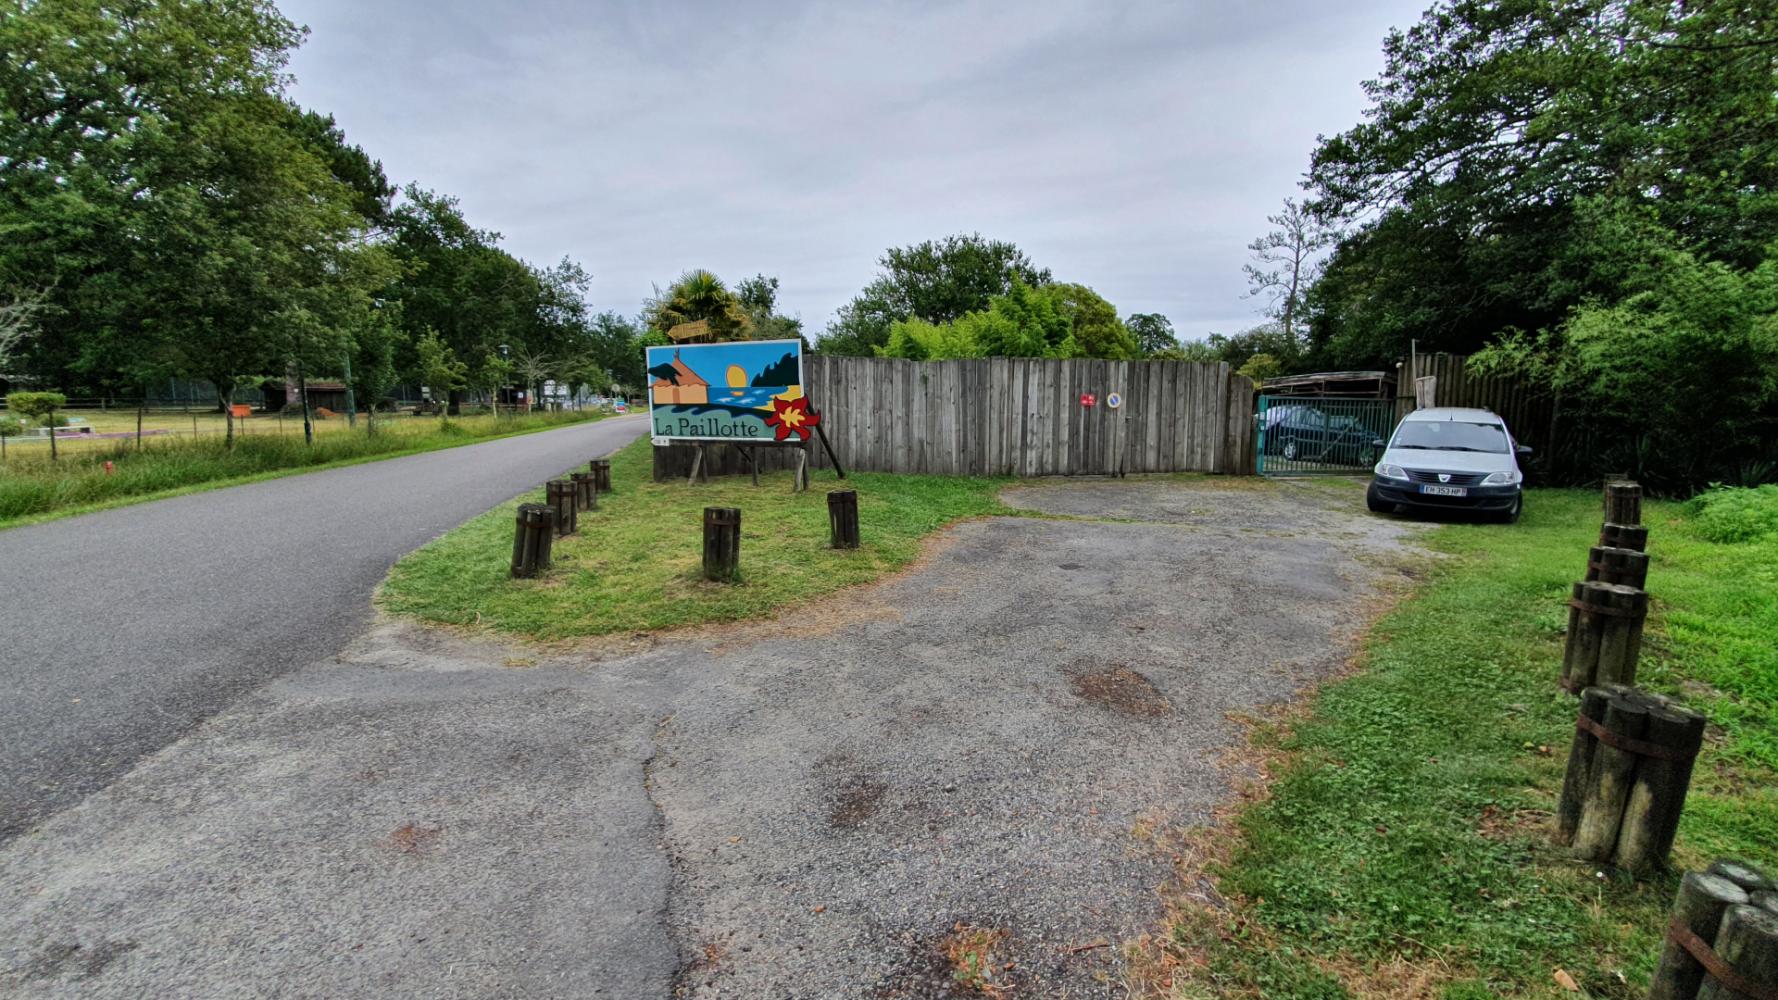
left=646, top=339, right=805, bottom=442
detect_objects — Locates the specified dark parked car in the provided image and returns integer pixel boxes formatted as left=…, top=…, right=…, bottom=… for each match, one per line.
left=1261, top=404, right=1381, bottom=466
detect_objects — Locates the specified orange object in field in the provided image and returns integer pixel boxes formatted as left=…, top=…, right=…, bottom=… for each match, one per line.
left=230, top=404, right=251, bottom=418
left=103, top=461, right=114, bottom=475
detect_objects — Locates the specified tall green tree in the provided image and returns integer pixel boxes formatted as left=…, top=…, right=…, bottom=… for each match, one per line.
left=1126, top=313, right=1178, bottom=356
left=822, top=234, right=1051, bottom=355
left=1304, top=0, right=1778, bottom=367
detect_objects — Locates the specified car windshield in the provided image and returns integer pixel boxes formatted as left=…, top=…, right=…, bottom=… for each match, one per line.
left=1391, top=419, right=1510, bottom=453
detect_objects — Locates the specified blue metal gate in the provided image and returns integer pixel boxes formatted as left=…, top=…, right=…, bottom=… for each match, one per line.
left=1256, top=395, right=1397, bottom=476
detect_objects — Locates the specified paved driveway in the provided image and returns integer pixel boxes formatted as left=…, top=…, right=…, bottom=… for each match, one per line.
left=0, top=415, right=650, bottom=842
left=0, top=476, right=1422, bottom=998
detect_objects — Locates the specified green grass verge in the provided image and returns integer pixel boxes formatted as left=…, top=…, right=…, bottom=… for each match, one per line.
left=378, top=437, right=1010, bottom=638
left=1163, top=489, right=1777, bottom=999
left=0, top=410, right=615, bottom=531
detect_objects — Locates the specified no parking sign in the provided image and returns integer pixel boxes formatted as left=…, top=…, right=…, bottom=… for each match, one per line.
left=1106, top=392, right=1123, bottom=410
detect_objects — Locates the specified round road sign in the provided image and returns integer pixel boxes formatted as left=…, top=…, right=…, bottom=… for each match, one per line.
left=1106, top=392, right=1123, bottom=410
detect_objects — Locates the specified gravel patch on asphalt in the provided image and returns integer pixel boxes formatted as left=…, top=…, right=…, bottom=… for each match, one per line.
left=0, top=477, right=1426, bottom=999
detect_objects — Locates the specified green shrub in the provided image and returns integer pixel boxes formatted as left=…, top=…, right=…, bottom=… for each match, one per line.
left=1684, top=484, right=1778, bottom=543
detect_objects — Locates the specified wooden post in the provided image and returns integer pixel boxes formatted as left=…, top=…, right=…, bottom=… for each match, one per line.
left=1562, top=581, right=1648, bottom=691
left=794, top=445, right=809, bottom=493
left=1615, top=703, right=1707, bottom=873
left=686, top=445, right=705, bottom=486
left=1415, top=375, right=1437, bottom=409
left=510, top=503, right=555, bottom=578
left=1710, top=861, right=1777, bottom=894
left=1697, top=905, right=1778, bottom=1000
left=1595, top=584, right=1649, bottom=686
left=702, top=507, right=741, bottom=582
left=1605, top=480, right=1643, bottom=527
left=1602, top=522, right=1650, bottom=551
left=571, top=471, right=597, bottom=512
left=1648, top=872, right=1750, bottom=1000
left=1556, top=685, right=1617, bottom=844
left=1587, top=545, right=1651, bottom=589
left=589, top=458, right=613, bottom=493
left=828, top=489, right=860, bottom=549
left=546, top=479, right=577, bottom=536
left=1573, top=694, right=1649, bottom=862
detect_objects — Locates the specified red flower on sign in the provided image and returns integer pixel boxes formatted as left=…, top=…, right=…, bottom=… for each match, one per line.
left=1080, top=392, right=1097, bottom=408
left=764, top=396, right=820, bottom=441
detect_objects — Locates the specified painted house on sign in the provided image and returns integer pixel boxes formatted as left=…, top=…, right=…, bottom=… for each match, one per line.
left=650, top=351, right=710, bottom=405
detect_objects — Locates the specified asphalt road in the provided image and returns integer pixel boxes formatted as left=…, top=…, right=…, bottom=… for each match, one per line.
left=0, top=414, right=649, bottom=842
left=1, top=476, right=1425, bottom=997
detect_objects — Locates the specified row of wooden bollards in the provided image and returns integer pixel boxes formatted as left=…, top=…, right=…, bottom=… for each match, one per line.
left=699, top=490, right=861, bottom=583
left=1648, top=860, right=1778, bottom=1000
left=511, top=458, right=612, bottom=578
left=1554, top=480, right=1711, bottom=875
left=1561, top=481, right=1652, bottom=691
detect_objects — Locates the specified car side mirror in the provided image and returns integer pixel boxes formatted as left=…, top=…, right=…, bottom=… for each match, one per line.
left=1517, top=444, right=1534, bottom=456
left=1371, top=437, right=1386, bottom=448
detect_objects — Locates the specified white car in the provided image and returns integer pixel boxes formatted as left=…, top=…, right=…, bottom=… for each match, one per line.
left=1367, top=407, right=1530, bottom=523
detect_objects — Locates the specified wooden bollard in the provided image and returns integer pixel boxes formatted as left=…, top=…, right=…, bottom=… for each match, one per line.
left=1616, top=703, right=1707, bottom=872
left=702, top=507, right=741, bottom=582
left=1573, top=693, right=1649, bottom=862
left=510, top=503, right=555, bottom=578
left=590, top=458, right=613, bottom=493
left=1710, top=861, right=1777, bottom=895
left=1605, top=480, right=1643, bottom=527
left=1587, top=545, right=1651, bottom=589
left=546, top=479, right=577, bottom=536
left=1562, top=581, right=1649, bottom=691
left=571, top=471, right=598, bottom=512
left=828, top=489, right=860, bottom=549
left=1602, top=521, right=1650, bottom=551
left=1648, top=872, right=1750, bottom=1000
left=1697, top=905, right=1778, bottom=1000
left=1556, top=685, right=1620, bottom=844
left=1560, top=688, right=1706, bottom=872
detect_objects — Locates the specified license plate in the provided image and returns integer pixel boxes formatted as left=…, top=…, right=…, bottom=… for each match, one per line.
left=1420, top=485, right=1468, bottom=497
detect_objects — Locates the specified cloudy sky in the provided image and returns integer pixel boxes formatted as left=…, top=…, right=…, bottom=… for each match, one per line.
left=280, top=0, right=1427, bottom=342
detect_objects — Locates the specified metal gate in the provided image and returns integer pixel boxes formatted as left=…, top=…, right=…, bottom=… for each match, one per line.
left=1256, top=395, right=1397, bottom=476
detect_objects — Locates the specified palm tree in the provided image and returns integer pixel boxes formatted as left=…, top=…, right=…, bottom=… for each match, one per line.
left=647, top=270, right=752, bottom=340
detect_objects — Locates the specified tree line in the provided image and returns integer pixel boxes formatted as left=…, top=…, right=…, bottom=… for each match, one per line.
left=0, top=0, right=650, bottom=443
left=1242, top=0, right=1777, bottom=488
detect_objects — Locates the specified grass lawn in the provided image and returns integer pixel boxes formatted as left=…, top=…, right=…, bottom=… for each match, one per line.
left=378, top=437, right=1010, bottom=639
left=1153, top=488, right=1778, bottom=999
left=0, top=409, right=614, bottom=529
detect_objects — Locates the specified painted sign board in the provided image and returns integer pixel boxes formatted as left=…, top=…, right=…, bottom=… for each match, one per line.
left=646, top=339, right=805, bottom=442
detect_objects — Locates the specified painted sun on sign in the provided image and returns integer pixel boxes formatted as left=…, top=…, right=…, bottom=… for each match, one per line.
left=645, top=339, right=806, bottom=442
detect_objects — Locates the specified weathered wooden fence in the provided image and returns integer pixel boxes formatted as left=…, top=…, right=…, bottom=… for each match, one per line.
left=1397, top=353, right=1556, bottom=447
left=654, top=356, right=1256, bottom=480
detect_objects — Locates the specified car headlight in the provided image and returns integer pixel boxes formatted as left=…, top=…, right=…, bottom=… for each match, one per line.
left=1482, top=470, right=1522, bottom=486
left=1376, top=463, right=1409, bottom=481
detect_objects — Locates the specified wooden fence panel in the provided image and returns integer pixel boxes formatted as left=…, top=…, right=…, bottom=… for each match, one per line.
left=652, top=356, right=1262, bottom=480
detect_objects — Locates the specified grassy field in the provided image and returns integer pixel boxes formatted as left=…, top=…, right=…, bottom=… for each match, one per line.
left=0, top=409, right=614, bottom=528
left=378, top=437, right=1010, bottom=639
left=1151, top=488, right=1778, bottom=999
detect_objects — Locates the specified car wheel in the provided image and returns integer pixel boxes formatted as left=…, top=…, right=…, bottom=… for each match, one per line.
left=1366, top=484, right=1394, bottom=514
left=1282, top=439, right=1299, bottom=461
left=1496, top=494, right=1523, bottom=524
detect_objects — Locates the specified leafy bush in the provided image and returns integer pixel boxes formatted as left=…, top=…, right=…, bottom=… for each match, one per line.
left=1685, top=484, right=1778, bottom=543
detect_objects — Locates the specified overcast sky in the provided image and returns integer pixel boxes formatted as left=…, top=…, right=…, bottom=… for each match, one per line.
left=280, top=0, right=1427, bottom=342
